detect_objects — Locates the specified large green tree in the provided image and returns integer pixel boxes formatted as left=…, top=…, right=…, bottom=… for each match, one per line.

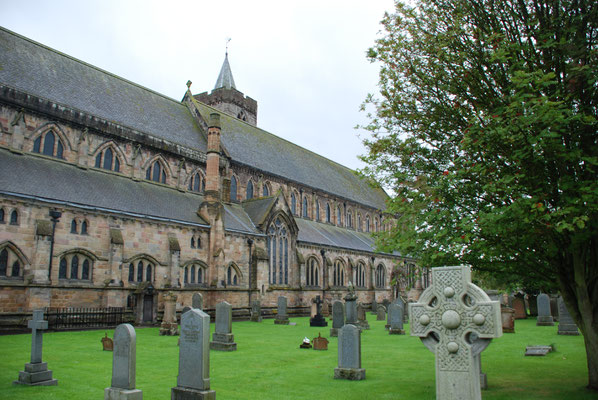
left=361, top=0, right=598, bottom=389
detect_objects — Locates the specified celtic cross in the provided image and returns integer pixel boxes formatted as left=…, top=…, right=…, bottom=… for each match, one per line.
left=409, top=266, right=502, bottom=400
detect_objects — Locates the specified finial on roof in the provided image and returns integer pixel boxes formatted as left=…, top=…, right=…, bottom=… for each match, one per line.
left=186, top=80, right=192, bottom=89
left=214, top=38, right=236, bottom=90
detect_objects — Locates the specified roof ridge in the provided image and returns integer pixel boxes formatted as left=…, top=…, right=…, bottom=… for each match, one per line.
left=0, top=26, right=185, bottom=107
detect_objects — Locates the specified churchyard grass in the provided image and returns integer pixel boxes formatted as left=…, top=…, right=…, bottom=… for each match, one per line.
left=0, top=316, right=592, bottom=399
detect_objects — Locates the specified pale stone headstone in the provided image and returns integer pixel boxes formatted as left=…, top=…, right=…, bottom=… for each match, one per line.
left=512, top=296, right=527, bottom=319
left=172, top=309, right=216, bottom=399
left=104, top=324, right=142, bottom=399
left=192, top=293, right=203, bottom=310
left=330, top=300, right=345, bottom=337
left=344, top=288, right=358, bottom=325
left=250, top=300, right=262, bottom=322
left=376, top=306, right=386, bottom=321
left=501, top=307, right=515, bottom=333
left=334, top=324, right=365, bottom=380
left=13, top=310, right=58, bottom=386
left=557, top=297, right=579, bottom=335
left=310, top=295, right=328, bottom=327
left=357, top=303, right=370, bottom=330
left=210, top=301, right=237, bottom=351
left=409, top=266, right=502, bottom=400
left=536, top=293, right=554, bottom=326
left=525, top=346, right=552, bottom=356
left=160, top=291, right=179, bottom=336
left=275, top=296, right=290, bottom=325
left=388, top=301, right=405, bottom=335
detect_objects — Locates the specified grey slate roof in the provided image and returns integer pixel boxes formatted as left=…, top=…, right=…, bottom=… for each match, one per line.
left=0, top=149, right=208, bottom=227
left=295, top=218, right=383, bottom=253
left=214, top=54, right=236, bottom=90
left=223, top=203, right=260, bottom=234
left=0, top=27, right=206, bottom=151
left=242, top=196, right=277, bottom=229
left=0, top=27, right=387, bottom=211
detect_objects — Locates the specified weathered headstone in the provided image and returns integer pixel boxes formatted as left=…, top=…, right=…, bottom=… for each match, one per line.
left=275, top=296, right=290, bottom=325
left=210, top=301, right=237, bottom=351
left=371, top=300, right=378, bottom=315
left=512, top=296, right=527, bottom=319
left=104, top=324, right=142, bottom=399
left=310, top=296, right=328, bottom=327
left=501, top=307, right=515, bottom=333
left=250, top=300, right=262, bottom=322
left=345, top=285, right=358, bottom=326
left=357, top=303, right=370, bottom=330
left=557, top=297, right=579, bottom=335
left=160, top=291, right=179, bottom=336
left=550, top=295, right=559, bottom=322
left=330, top=300, right=345, bottom=337
left=409, top=266, right=502, bottom=400
left=102, top=333, right=114, bottom=351
left=376, top=305, right=386, bottom=321
left=334, top=324, right=365, bottom=380
left=13, top=310, right=58, bottom=386
left=172, top=309, right=216, bottom=399
left=313, top=333, right=329, bottom=350
left=536, top=293, right=554, bottom=326
left=388, top=300, right=405, bottom=335
left=527, top=294, right=538, bottom=316
left=182, top=306, right=191, bottom=315
left=192, top=293, right=203, bottom=310
left=525, top=345, right=552, bottom=356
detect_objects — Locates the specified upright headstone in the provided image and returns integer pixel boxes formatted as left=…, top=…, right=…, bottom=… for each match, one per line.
left=330, top=300, right=345, bottom=337
left=172, top=309, right=216, bottom=400
left=310, top=296, right=328, bottom=327
left=357, top=303, right=370, bottom=330
left=501, top=307, right=515, bottom=333
left=410, top=266, right=502, bottom=400
left=388, top=300, right=405, bottom=335
left=210, top=301, right=237, bottom=351
left=250, top=300, right=262, bottom=322
left=275, top=296, right=290, bottom=325
left=549, top=295, right=559, bottom=322
left=536, top=293, right=554, bottom=326
left=345, top=286, right=358, bottom=326
left=376, top=305, right=386, bottom=321
left=104, top=324, right=142, bottom=399
left=371, top=300, right=378, bottom=315
left=192, top=293, right=203, bottom=310
left=334, top=324, right=365, bottom=380
left=557, top=297, right=579, bottom=335
left=13, top=310, right=58, bottom=386
left=512, top=296, right=527, bottom=319
left=160, top=291, right=179, bottom=336
left=527, top=294, right=538, bottom=316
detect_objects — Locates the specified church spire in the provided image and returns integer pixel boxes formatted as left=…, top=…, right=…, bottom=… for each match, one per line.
left=214, top=48, right=236, bottom=90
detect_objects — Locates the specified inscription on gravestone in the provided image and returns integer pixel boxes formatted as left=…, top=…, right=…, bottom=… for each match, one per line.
left=330, top=300, right=345, bottom=337
left=275, top=296, right=290, bottom=325
left=104, top=323, right=142, bottom=400
left=388, top=300, right=405, bottom=335
left=334, top=324, right=365, bottom=380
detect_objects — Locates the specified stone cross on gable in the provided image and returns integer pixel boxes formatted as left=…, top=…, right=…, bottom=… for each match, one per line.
left=29, top=310, right=48, bottom=364
left=409, top=266, right=502, bottom=400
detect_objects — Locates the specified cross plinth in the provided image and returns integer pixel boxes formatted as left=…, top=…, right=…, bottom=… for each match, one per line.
left=409, top=266, right=502, bottom=400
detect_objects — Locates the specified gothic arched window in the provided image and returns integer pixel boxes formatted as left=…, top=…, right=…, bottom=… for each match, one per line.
left=95, top=147, right=121, bottom=172
left=128, top=263, right=134, bottom=282
left=227, top=264, right=239, bottom=286
left=59, top=258, right=67, bottom=279
left=316, top=201, right=320, bottom=221
left=0, top=249, right=6, bottom=276
left=333, top=260, right=345, bottom=287
left=0, top=208, right=4, bottom=223
left=357, top=214, right=362, bottom=231
left=230, top=176, right=238, bottom=202
left=70, top=255, right=79, bottom=279
left=263, top=184, right=269, bottom=197
left=291, top=193, right=297, bottom=215
left=375, top=264, right=386, bottom=288
left=188, top=172, right=204, bottom=192
left=302, top=197, right=308, bottom=218
left=71, top=219, right=78, bottom=234
left=81, top=220, right=88, bottom=235
left=306, top=258, right=319, bottom=287
left=33, top=130, right=64, bottom=159
left=326, top=203, right=331, bottom=223
left=347, top=212, right=353, bottom=228
left=10, top=210, right=18, bottom=225
left=137, top=261, right=143, bottom=282
left=146, top=160, right=166, bottom=184
left=267, top=217, right=290, bottom=285
left=337, top=206, right=342, bottom=227
left=366, top=215, right=371, bottom=233
left=246, top=180, right=254, bottom=200
left=356, top=262, right=366, bottom=288
left=58, top=253, right=93, bottom=281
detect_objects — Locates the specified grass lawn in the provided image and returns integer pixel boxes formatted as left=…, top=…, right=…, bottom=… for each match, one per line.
left=0, top=316, right=594, bottom=399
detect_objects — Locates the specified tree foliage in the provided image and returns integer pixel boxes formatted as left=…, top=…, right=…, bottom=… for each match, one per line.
left=361, top=0, right=598, bottom=389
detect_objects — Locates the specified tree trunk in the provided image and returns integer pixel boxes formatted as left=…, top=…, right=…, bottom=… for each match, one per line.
left=583, top=327, right=598, bottom=390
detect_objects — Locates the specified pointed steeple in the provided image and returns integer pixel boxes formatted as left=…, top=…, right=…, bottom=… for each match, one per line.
left=214, top=53, right=236, bottom=90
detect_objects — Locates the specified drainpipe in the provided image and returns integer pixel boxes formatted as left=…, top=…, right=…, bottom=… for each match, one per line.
left=320, top=249, right=326, bottom=300
left=48, top=210, right=62, bottom=282
left=247, top=238, right=254, bottom=309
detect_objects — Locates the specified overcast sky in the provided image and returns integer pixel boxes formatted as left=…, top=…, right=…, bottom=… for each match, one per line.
left=1, top=0, right=394, bottom=171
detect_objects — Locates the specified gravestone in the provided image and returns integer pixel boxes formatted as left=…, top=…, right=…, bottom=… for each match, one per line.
left=313, top=333, right=329, bottom=350
left=210, top=301, right=237, bottom=351
left=274, top=296, right=290, bottom=325
left=550, top=295, right=559, bottom=322
left=192, top=293, right=203, bottom=310
left=104, top=324, right=142, bottom=399
left=388, top=300, right=405, bottom=335
left=409, top=266, right=502, bottom=400
left=527, top=294, right=538, bottom=316
left=357, top=303, right=370, bottom=330
left=345, top=285, right=358, bottom=326
left=172, top=309, right=216, bottom=400
left=501, top=307, right=515, bottom=333
left=13, top=310, right=58, bottom=386
left=182, top=306, right=191, bottom=315
left=525, top=346, right=552, bottom=356
left=334, top=324, right=365, bottom=380
left=330, top=300, right=345, bottom=337
left=371, top=300, right=378, bottom=315
left=557, top=297, right=579, bottom=335
left=536, top=293, right=554, bottom=326
left=250, top=300, right=262, bottom=322
left=310, top=296, right=328, bottom=327
left=160, top=291, right=179, bottom=336
left=376, top=305, right=386, bottom=321
left=512, top=296, right=527, bottom=319
left=102, top=333, right=114, bottom=351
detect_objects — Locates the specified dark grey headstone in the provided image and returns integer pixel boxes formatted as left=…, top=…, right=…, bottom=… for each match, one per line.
left=192, top=293, right=203, bottom=310
left=557, top=297, right=579, bottom=335
left=388, top=302, right=405, bottom=334
left=536, top=293, right=554, bottom=326
left=29, top=310, right=47, bottom=364
left=371, top=300, right=378, bottom=314
left=330, top=300, right=345, bottom=337
left=357, top=303, right=369, bottom=330
left=211, top=301, right=236, bottom=351
left=250, top=300, right=262, bottom=322
left=334, top=324, right=365, bottom=380
left=275, top=296, right=289, bottom=325
left=376, top=306, right=386, bottom=321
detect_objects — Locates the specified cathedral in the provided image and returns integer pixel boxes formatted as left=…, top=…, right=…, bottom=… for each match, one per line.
left=0, top=27, right=420, bottom=327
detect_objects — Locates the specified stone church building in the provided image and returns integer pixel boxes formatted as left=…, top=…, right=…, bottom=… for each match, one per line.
left=0, top=27, right=421, bottom=325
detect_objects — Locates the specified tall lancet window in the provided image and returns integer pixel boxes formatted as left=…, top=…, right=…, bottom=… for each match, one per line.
left=267, top=217, right=289, bottom=285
